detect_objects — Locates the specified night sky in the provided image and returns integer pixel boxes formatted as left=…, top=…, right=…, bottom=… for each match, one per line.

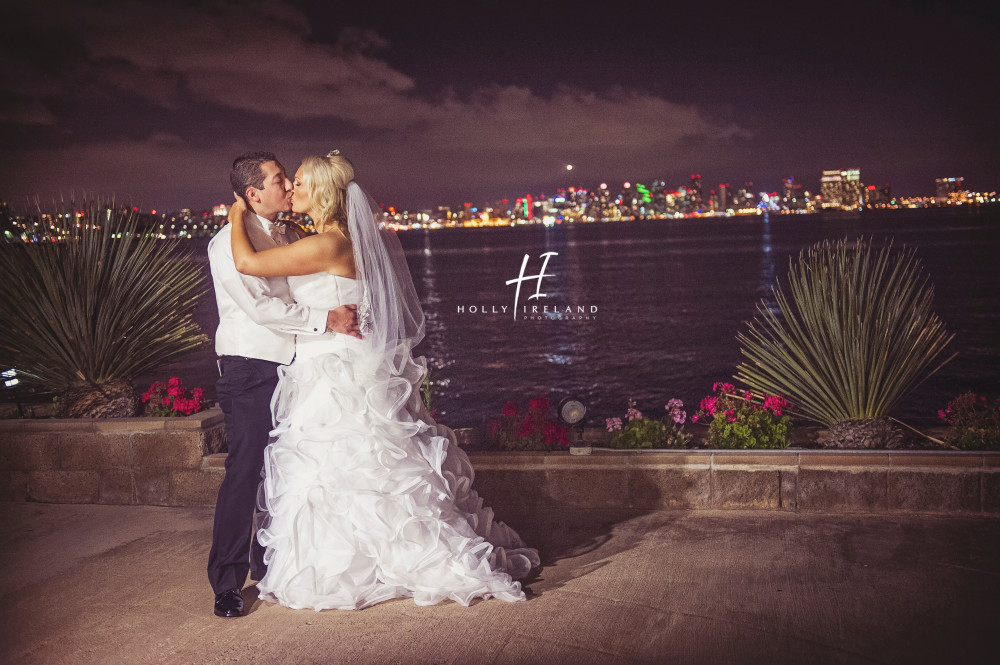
left=1, top=0, right=997, bottom=212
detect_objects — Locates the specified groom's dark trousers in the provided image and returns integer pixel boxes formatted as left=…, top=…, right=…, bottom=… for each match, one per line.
left=207, top=355, right=280, bottom=594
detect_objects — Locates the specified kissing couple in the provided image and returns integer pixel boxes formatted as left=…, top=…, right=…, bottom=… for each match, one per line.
left=206, top=151, right=539, bottom=617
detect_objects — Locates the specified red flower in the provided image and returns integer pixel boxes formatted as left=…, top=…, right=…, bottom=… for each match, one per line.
left=502, top=401, right=519, bottom=418
left=528, top=396, right=550, bottom=413
left=517, top=417, right=533, bottom=437
left=543, top=422, right=569, bottom=447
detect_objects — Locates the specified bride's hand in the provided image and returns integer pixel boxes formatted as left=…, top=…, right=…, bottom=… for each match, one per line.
left=228, top=194, right=247, bottom=226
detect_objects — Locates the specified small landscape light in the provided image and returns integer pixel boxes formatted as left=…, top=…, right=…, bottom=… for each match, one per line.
left=558, top=397, right=591, bottom=455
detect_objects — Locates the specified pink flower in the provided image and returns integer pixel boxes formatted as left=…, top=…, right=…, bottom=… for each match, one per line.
left=168, top=376, right=181, bottom=387
left=605, top=417, right=623, bottom=432
left=192, top=388, right=204, bottom=399
left=161, top=397, right=170, bottom=406
left=626, top=407, right=643, bottom=422
left=666, top=399, right=686, bottom=425
left=699, top=396, right=717, bottom=415
left=762, top=394, right=790, bottom=416
left=692, top=414, right=699, bottom=423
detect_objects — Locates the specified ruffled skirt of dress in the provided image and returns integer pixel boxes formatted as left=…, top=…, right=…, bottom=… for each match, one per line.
left=254, top=349, right=539, bottom=611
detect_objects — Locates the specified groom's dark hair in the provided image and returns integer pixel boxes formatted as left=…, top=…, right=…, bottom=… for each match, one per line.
left=231, top=151, right=280, bottom=205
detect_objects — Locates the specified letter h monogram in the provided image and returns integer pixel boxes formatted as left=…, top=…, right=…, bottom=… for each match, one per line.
left=506, top=252, right=557, bottom=320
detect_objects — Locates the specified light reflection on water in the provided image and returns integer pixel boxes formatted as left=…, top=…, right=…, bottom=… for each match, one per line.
left=142, top=209, right=1000, bottom=428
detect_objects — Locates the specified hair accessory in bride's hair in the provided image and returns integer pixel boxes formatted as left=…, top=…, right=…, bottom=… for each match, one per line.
left=327, top=149, right=340, bottom=157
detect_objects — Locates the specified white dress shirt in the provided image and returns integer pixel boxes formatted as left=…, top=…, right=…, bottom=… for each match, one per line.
left=208, top=213, right=327, bottom=365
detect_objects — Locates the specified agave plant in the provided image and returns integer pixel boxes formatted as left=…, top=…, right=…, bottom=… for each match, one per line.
left=736, top=237, right=955, bottom=427
left=0, top=201, right=208, bottom=417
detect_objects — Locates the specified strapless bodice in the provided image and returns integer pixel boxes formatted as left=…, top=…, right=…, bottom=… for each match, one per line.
left=288, top=272, right=361, bottom=310
left=288, top=273, right=364, bottom=359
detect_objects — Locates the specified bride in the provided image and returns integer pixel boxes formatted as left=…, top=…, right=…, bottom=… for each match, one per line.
left=228, top=151, right=539, bottom=610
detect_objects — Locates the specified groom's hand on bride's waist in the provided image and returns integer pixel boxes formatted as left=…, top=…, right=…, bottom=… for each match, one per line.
left=327, top=304, right=362, bottom=339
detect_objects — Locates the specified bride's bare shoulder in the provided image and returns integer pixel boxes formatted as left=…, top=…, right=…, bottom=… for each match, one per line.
left=303, top=229, right=355, bottom=276
left=295, top=229, right=348, bottom=249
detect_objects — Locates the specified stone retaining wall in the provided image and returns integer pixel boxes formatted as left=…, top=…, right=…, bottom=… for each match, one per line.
left=469, top=450, right=1000, bottom=515
left=0, top=407, right=226, bottom=505
left=1, top=412, right=997, bottom=515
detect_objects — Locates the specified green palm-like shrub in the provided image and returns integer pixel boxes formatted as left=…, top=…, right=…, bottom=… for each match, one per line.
left=0, top=202, right=208, bottom=416
left=736, top=237, right=955, bottom=427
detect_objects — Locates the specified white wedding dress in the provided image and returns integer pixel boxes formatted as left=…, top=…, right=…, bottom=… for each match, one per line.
left=255, top=272, right=539, bottom=610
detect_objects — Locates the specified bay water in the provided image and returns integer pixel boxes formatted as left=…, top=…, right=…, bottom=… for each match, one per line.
left=140, top=207, right=999, bottom=428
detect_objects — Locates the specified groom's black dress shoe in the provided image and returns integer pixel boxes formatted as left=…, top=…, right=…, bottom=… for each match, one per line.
left=214, top=588, right=245, bottom=617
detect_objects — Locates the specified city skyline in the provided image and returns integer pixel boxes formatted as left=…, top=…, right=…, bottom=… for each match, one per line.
left=6, top=167, right=994, bottom=245
left=1, top=1, right=997, bottom=211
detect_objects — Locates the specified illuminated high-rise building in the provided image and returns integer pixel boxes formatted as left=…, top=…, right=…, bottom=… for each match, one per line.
left=651, top=180, right=667, bottom=215
left=865, top=184, right=892, bottom=207
left=820, top=169, right=862, bottom=210
left=782, top=177, right=804, bottom=210
left=736, top=181, right=755, bottom=210
left=935, top=177, right=964, bottom=203
left=820, top=171, right=842, bottom=208
left=689, top=174, right=703, bottom=211
left=842, top=169, right=862, bottom=209
left=715, top=183, right=731, bottom=212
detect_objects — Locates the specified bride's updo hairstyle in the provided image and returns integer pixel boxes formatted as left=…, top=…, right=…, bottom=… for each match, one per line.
left=300, top=151, right=355, bottom=232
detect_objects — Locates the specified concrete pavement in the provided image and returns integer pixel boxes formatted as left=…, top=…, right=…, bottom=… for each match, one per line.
left=1, top=502, right=998, bottom=664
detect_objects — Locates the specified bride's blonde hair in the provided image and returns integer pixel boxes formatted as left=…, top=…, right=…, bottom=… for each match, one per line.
left=300, top=151, right=355, bottom=232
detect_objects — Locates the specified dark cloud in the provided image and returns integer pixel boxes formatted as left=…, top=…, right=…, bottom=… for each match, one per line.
left=1, top=0, right=996, bottom=210
left=0, top=0, right=749, bottom=210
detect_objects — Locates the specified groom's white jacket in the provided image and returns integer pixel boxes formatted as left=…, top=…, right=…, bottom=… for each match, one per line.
left=208, top=213, right=327, bottom=365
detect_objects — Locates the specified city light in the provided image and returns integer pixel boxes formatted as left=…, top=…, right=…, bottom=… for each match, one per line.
left=1, top=172, right=995, bottom=241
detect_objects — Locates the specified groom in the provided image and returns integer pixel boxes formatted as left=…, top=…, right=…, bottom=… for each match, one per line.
left=207, top=151, right=361, bottom=618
